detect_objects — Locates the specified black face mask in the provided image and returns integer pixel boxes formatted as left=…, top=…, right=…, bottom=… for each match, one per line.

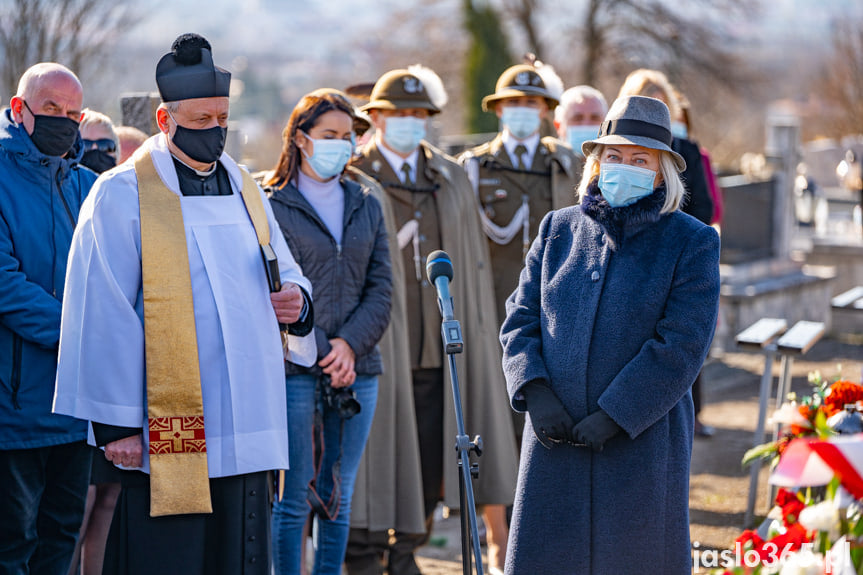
left=171, top=122, right=227, bottom=164
left=23, top=100, right=80, bottom=157
left=81, top=150, right=117, bottom=173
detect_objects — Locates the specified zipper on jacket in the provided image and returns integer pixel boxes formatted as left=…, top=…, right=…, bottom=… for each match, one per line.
left=335, top=242, right=343, bottom=324
left=55, top=170, right=77, bottom=227
left=10, top=334, right=22, bottom=410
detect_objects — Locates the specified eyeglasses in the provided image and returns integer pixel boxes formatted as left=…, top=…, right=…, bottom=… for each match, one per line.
left=82, top=138, right=117, bottom=153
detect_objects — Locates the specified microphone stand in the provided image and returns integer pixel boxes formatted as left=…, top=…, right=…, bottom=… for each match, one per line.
left=428, top=254, right=485, bottom=575
left=446, top=339, right=485, bottom=575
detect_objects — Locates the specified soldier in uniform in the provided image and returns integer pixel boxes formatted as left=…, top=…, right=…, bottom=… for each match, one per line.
left=348, top=68, right=519, bottom=575
left=459, top=64, right=581, bottom=325
left=458, top=63, right=581, bottom=573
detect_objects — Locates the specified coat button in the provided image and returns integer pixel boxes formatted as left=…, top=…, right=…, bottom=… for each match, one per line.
left=414, top=211, right=422, bottom=219
left=249, top=490, right=256, bottom=496
left=248, top=535, right=256, bottom=542
left=249, top=557, right=257, bottom=564
left=248, top=512, right=256, bottom=519
left=591, top=271, right=600, bottom=282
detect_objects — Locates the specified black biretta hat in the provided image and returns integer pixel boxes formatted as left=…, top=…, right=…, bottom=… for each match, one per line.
left=156, top=33, right=231, bottom=102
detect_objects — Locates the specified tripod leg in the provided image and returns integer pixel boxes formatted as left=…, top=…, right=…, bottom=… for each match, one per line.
left=459, top=463, right=472, bottom=574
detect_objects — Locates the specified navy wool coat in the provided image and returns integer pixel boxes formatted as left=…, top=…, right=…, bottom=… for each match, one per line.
left=500, top=186, right=720, bottom=574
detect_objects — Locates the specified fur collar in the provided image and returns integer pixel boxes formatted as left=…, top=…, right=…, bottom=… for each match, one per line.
left=580, top=177, right=667, bottom=249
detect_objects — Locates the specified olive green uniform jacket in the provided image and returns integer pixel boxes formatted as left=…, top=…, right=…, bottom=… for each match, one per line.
left=352, top=141, right=519, bottom=513
left=459, top=134, right=581, bottom=322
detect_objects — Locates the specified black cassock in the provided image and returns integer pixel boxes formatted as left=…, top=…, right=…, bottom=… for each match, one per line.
left=103, top=471, right=272, bottom=575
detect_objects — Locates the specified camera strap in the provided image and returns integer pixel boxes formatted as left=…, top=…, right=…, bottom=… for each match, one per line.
left=306, top=383, right=346, bottom=521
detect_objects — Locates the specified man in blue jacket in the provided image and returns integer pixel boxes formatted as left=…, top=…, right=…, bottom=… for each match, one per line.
left=0, top=62, right=98, bottom=574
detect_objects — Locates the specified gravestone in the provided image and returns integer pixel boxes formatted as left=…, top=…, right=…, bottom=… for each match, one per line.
left=120, top=92, right=160, bottom=136
left=715, top=111, right=835, bottom=350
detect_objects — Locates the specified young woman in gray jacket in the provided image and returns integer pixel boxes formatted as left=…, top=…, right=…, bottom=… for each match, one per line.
left=263, top=89, right=392, bottom=575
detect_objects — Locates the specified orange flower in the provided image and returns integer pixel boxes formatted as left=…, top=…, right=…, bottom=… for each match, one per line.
left=821, top=380, right=863, bottom=418
left=775, top=435, right=793, bottom=456
left=790, top=404, right=814, bottom=436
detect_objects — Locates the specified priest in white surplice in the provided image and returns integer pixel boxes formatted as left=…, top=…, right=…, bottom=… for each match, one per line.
left=53, top=33, right=315, bottom=575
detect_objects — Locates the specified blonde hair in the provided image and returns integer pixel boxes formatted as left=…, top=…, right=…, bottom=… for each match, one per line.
left=576, top=144, right=686, bottom=214
left=79, top=108, right=118, bottom=153
left=617, top=69, right=681, bottom=122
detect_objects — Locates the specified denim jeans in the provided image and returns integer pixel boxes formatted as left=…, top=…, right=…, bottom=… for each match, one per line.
left=273, top=374, right=378, bottom=575
left=0, top=441, right=91, bottom=575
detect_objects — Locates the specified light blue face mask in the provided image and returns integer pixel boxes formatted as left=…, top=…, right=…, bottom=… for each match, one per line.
left=566, top=125, right=600, bottom=157
left=501, top=106, right=541, bottom=140
left=383, top=116, right=426, bottom=154
left=301, top=132, right=353, bottom=180
left=670, top=121, right=688, bottom=140
left=598, top=163, right=657, bottom=207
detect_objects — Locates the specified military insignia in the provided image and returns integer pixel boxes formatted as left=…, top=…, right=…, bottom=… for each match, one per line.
left=515, top=71, right=530, bottom=86
left=494, top=188, right=508, bottom=200
left=372, top=160, right=382, bottom=173
left=479, top=178, right=500, bottom=185
left=404, top=76, right=422, bottom=94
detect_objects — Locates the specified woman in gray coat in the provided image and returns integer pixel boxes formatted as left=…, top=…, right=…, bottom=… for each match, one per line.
left=263, top=89, right=392, bottom=575
left=500, top=95, right=720, bottom=574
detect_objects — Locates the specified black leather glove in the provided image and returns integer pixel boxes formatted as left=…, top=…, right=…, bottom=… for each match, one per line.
left=522, top=380, right=575, bottom=449
left=572, top=410, right=622, bottom=452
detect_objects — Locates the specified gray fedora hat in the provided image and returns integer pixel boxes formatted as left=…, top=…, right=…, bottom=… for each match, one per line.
left=582, top=95, right=686, bottom=172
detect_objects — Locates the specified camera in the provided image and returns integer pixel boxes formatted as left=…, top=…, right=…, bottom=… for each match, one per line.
left=320, top=376, right=361, bottom=420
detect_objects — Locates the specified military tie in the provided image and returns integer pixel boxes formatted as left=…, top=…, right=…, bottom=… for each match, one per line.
left=514, top=144, right=528, bottom=170
left=401, top=162, right=413, bottom=184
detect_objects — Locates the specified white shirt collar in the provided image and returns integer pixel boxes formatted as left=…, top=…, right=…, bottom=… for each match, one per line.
left=376, top=134, right=419, bottom=183
left=501, top=130, right=540, bottom=169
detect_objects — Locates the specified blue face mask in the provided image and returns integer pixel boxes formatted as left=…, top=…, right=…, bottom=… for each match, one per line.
left=501, top=106, right=541, bottom=140
left=566, top=125, right=600, bottom=157
left=383, top=116, right=426, bottom=154
left=671, top=121, right=688, bottom=140
left=301, top=132, right=353, bottom=180
left=598, top=163, right=657, bottom=207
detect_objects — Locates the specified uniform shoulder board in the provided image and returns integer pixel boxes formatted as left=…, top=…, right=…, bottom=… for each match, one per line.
left=541, top=137, right=574, bottom=173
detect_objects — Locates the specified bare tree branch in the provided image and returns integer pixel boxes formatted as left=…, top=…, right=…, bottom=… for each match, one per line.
left=501, top=0, right=544, bottom=60
left=0, top=0, right=141, bottom=97
left=817, top=19, right=863, bottom=138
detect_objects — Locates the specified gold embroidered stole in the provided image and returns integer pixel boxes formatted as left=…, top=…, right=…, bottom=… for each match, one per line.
left=134, top=149, right=271, bottom=517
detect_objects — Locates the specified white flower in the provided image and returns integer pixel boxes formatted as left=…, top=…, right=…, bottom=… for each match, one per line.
left=769, top=401, right=812, bottom=429
left=778, top=548, right=824, bottom=575
left=798, top=500, right=839, bottom=533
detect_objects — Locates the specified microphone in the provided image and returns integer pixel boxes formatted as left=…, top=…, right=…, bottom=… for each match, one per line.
left=426, top=250, right=463, bottom=354
left=426, top=250, right=454, bottom=320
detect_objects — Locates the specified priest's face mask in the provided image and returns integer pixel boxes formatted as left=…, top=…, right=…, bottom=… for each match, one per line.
left=161, top=97, right=229, bottom=165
